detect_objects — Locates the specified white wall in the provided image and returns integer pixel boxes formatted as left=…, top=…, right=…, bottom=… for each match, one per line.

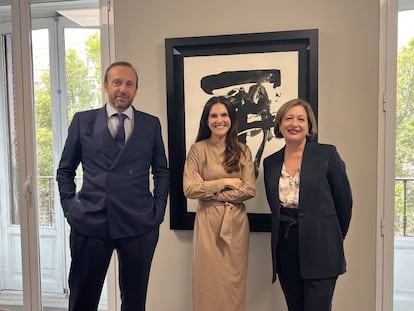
left=113, top=1, right=380, bottom=310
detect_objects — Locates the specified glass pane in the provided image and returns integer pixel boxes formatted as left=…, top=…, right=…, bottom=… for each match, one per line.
left=394, top=9, right=414, bottom=311
left=65, top=27, right=102, bottom=120
left=30, top=1, right=103, bottom=310
left=0, top=5, right=26, bottom=311
left=32, top=26, right=68, bottom=308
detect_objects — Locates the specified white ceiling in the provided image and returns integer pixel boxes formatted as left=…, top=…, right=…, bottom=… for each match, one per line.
left=399, top=0, right=414, bottom=11
left=0, top=0, right=98, bottom=24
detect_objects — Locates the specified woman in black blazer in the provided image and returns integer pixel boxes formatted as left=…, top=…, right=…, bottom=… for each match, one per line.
left=263, top=98, right=352, bottom=311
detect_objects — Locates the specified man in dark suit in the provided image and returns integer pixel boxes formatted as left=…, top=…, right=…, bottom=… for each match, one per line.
left=56, top=61, right=169, bottom=311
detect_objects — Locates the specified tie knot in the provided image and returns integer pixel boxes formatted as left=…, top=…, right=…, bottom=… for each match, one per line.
left=117, top=113, right=127, bottom=123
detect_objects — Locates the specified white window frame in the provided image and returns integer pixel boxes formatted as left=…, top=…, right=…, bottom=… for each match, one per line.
left=5, top=0, right=115, bottom=310
left=377, top=0, right=406, bottom=310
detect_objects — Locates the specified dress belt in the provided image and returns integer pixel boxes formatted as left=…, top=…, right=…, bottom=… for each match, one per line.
left=202, top=201, right=238, bottom=246
left=220, top=202, right=233, bottom=245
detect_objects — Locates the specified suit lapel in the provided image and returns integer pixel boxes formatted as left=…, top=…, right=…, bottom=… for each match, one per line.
left=91, top=105, right=112, bottom=142
left=123, top=109, right=151, bottom=151
left=125, top=109, right=142, bottom=147
left=91, top=105, right=121, bottom=160
left=267, top=148, right=285, bottom=217
left=298, top=142, right=318, bottom=209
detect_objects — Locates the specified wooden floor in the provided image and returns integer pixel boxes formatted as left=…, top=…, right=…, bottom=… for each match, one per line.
left=0, top=306, right=64, bottom=311
left=0, top=290, right=106, bottom=310
left=0, top=291, right=68, bottom=311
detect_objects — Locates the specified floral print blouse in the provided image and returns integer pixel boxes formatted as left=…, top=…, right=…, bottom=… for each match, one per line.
left=279, top=164, right=300, bottom=208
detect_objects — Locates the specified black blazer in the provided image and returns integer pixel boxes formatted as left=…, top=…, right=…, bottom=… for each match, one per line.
left=56, top=105, right=170, bottom=239
left=263, top=141, right=352, bottom=282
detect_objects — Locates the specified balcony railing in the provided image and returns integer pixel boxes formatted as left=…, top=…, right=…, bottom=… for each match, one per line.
left=37, top=176, right=82, bottom=227
left=395, top=177, right=414, bottom=236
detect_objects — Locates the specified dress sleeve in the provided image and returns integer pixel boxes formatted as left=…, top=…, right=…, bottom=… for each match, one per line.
left=183, top=144, right=225, bottom=199
left=217, top=145, right=256, bottom=203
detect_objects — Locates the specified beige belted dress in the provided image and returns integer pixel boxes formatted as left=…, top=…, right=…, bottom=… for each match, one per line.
left=183, top=139, right=256, bottom=311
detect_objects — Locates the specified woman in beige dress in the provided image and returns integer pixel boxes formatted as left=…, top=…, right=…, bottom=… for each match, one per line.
left=183, top=96, right=256, bottom=311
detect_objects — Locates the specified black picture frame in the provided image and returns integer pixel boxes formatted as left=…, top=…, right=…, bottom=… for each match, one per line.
left=165, top=29, right=318, bottom=232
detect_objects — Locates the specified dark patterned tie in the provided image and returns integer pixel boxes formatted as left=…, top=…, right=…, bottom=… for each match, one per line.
left=114, top=113, right=127, bottom=147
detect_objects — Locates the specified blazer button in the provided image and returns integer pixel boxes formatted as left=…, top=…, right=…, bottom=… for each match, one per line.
left=129, top=169, right=133, bottom=175
left=298, top=213, right=305, bottom=219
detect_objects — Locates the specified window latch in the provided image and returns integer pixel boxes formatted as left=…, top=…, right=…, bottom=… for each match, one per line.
left=24, top=176, right=33, bottom=199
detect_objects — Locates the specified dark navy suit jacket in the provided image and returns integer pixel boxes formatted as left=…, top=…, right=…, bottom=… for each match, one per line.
left=263, top=142, right=352, bottom=282
left=56, top=105, right=170, bottom=239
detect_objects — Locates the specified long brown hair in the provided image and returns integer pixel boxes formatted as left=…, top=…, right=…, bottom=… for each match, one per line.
left=196, top=96, right=244, bottom=173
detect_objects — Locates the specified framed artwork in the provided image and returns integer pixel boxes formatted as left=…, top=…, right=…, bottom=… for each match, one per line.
left=165, top=29, right=318, bottom=232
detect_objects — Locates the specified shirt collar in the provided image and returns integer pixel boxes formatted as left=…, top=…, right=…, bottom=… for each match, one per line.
left=106, top=103, right=134, bottom=120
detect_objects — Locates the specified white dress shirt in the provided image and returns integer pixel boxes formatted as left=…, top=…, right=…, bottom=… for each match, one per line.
left=106, top=104, right=134, bottom=142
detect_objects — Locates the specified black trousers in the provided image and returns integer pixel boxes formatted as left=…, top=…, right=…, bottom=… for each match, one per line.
left=277, top=208, right=337, bottom=311
left=68, top=228, right=159, bottom=311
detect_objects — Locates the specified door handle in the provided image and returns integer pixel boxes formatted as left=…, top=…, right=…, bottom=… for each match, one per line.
left=24, top=176, right=33, bottom=199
